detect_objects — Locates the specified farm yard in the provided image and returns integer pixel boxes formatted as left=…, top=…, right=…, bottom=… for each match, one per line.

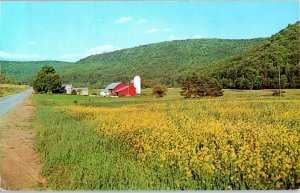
left=1, top=1, right=299, bottom=190
left=33, top=89, right=300, bottom=190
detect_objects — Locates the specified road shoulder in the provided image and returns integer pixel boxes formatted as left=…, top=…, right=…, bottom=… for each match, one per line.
left=0, top=94, right=48, bottom=190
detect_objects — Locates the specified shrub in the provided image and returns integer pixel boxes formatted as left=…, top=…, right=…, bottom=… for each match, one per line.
left=181, top=73, right=223, bottom=98
left=272, top=89, right=286, bottom=96
left=152, top=85, right=167, bottom=98
left=71, top=90, right=77, bottom=95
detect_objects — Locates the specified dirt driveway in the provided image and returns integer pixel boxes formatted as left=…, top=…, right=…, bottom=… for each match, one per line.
left=0, top=94, right=47, bottom=190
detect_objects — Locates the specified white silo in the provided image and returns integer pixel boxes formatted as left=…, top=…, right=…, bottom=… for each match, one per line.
left=133, top=75, right=141, bottom=95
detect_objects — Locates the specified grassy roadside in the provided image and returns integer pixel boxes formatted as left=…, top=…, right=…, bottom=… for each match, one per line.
left=0, top=84, right=29, bottom=97
left=33, top=89, right=300, bottom=190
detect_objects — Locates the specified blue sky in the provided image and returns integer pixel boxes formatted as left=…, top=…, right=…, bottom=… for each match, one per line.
left=0, top=1, right=299, bottom=62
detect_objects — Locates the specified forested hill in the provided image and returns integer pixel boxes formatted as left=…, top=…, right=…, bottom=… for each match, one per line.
left=0, top=61, right=73, bottom=84
left=205, top=22, right=300, bottom=89
left=59, top=38, right=265, bottom=87
left=0, top=72, right=20, bottom=84
left=1, top=22, right=298, bottom=89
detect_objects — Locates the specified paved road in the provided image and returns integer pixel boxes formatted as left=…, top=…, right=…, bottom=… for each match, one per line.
left=0, top=89, right=33, bottom=117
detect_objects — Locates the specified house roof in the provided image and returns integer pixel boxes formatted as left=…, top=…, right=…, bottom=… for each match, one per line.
left=114, top=86, right=130, bottom=93
left=105, top=82, right=122, bottom=90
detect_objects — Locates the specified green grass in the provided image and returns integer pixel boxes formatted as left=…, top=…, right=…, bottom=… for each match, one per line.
left=35, top=105, right=155, bottom=190
left=33, top=89, right=300, bottom=190
left=0, top=84, right=29, bottom=97
left=34, top=89, right=191, bottom=190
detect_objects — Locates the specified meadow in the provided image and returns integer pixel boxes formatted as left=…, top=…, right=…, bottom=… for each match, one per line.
left=33, top=89, right=300, bottom=190
left=0, top=84, right=29, bottom=97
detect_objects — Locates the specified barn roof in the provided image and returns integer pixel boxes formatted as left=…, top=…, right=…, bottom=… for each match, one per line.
left=105, top=82, right=122, bottom=90
left=114, top=86, right=129, bottom=93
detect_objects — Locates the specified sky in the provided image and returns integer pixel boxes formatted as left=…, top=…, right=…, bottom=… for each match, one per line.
left=0, top=1, right=299, bottom=62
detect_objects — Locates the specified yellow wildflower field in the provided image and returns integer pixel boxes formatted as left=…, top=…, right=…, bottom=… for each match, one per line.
left=58, top=98, right=300, bottom=189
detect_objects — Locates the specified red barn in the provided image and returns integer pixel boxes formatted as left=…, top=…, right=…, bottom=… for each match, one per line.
left=101, top=81, right=137, bottom=96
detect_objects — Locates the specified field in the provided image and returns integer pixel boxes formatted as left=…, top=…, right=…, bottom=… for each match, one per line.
left=0, top=84, right=29, bottom=97
left=33, top=89, right=300, bottom=190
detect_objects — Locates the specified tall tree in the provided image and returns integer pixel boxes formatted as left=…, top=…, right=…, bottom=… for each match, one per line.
left=33, top=65, right=62, bottom=93
left=181, top=73, right=223, bottom=98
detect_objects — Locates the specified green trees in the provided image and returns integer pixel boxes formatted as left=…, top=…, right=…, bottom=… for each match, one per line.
left=59, top=38, right=264, bottom=87
left=0, top=61, right=72, bottom=84
left=211, top=22, right=300, bottom=89
left=181, top=73, right=223, bottom=98
left=0, top=73, right=19, bottom=84
left=152, top=85, right=168, bottom=98
left=33, top=65, right=62, bottom=93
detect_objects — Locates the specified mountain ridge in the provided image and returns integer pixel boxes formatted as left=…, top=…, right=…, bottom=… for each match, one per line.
left=1, top=22, right=299, bottom=89
left=59, top=38, right=266, bottom=87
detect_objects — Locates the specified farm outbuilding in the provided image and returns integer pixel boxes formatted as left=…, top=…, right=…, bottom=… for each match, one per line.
left=114, top=81, right=137, bottom=96
left=100, top=76, right=141, bottom=97
left=62, top=84, right=89, bottom=96
left=100, top=81, right=137, bottom=97
left=73, top=88, right=89, bottom=96
left=62, top=84, right=72, bottom=94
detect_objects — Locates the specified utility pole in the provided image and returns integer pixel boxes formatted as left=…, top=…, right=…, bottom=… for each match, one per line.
left=0, top=63, right=1, bottom=89
left=278, top=65, right=281, bottom=97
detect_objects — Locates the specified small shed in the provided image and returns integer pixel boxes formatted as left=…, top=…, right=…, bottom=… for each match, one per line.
left=73, top=88, right=89, bottom=96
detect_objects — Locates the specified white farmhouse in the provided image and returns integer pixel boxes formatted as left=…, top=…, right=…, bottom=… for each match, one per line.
left=62, top=84, right=73, bottom=94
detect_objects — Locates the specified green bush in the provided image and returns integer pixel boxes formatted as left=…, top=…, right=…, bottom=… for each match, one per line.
left=181, top=73, right=223, bottom=98
left=152, top=85, right=168, bottom=98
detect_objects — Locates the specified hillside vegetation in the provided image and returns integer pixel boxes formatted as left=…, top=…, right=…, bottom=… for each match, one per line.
left=60, top=38, right=265, bottom=87
left=1, top=22, right=298, bottom=89
left=205, top=22, right=300, bottom=89
left=0, top=84, right=29, bottom=97
left=0, top=72, right=20, bottom=84
left=0, top=61, right=73, bottom=84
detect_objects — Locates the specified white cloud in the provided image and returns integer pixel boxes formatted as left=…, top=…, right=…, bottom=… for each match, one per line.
left=0, top=50, right=48, bottom=60
left=137, top=19, right=146, bottom=24
left=192, top=34, right=202, bottom=39
left=145, top=28, right=160, bottom=34
left=163, top=28, right=172, bottom=32
left=115, top=17, right=133, bottom=24
left=28, top=41, right=37, bottom=45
